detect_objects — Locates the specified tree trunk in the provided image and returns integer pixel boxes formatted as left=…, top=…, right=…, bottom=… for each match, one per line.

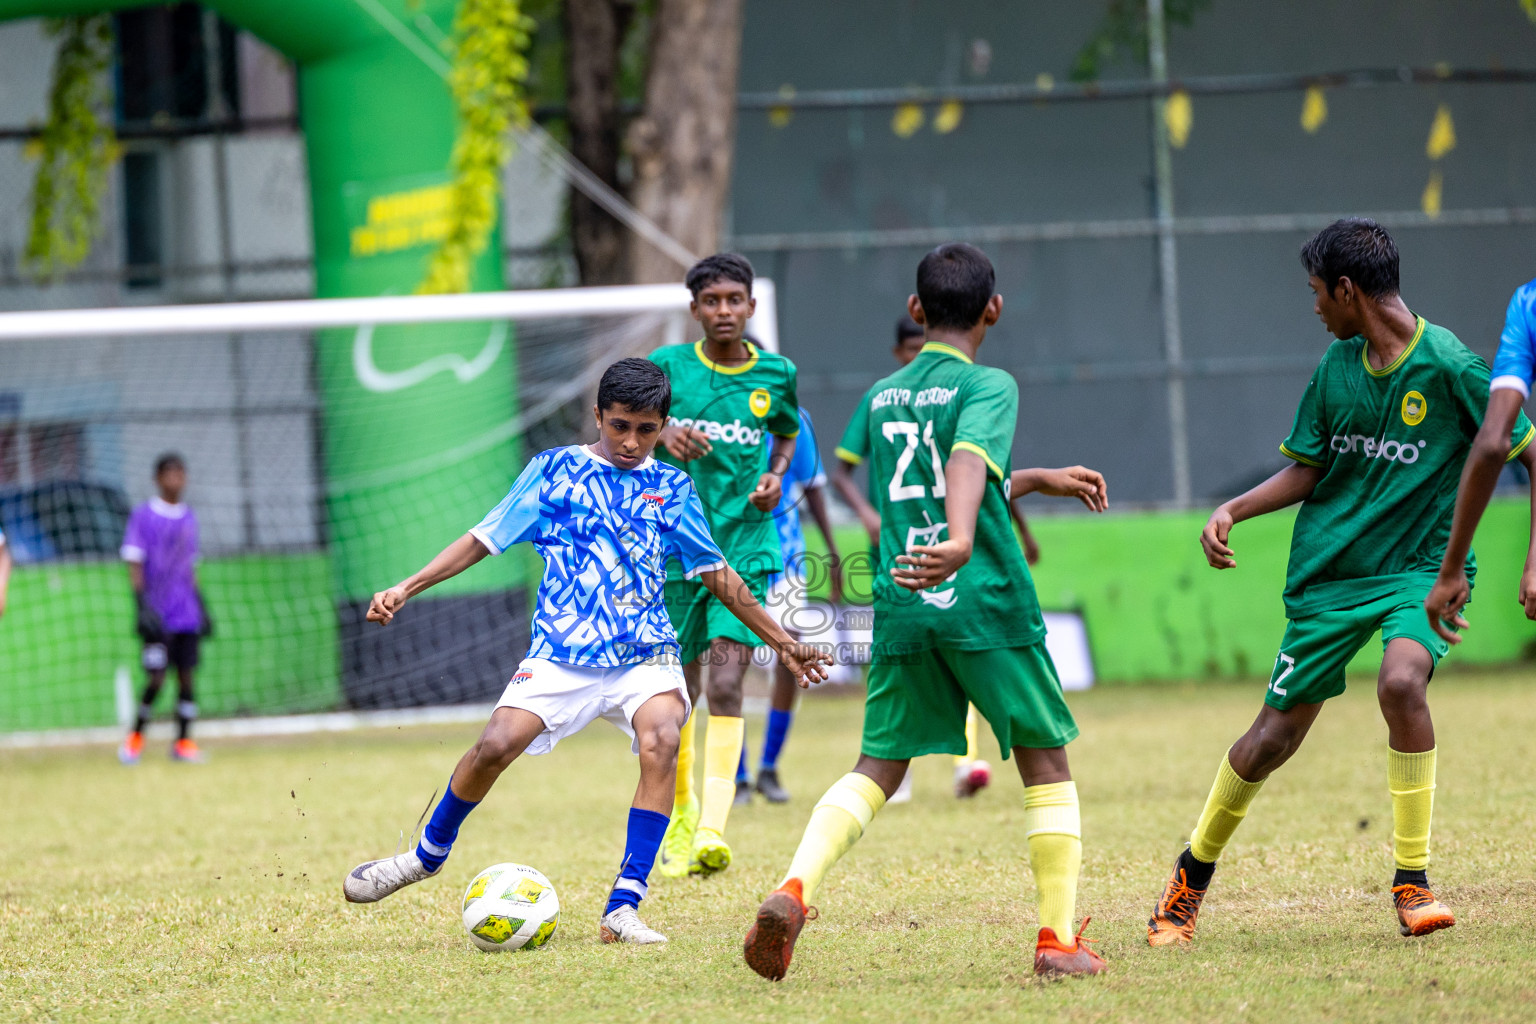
left=563, top=0, right=635, bottom=285
left=626, top=0, right=743, bottom=283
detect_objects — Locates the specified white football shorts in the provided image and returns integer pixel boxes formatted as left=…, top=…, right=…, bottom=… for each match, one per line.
left=495, top=657, right=691, bottom=756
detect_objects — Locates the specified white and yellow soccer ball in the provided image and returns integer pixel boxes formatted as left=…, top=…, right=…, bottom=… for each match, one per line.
left=461, top=863, right=560, bottom=952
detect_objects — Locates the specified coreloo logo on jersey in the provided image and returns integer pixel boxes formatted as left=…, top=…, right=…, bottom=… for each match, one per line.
left=749, top=388, right=772, bottom=418
left=668, top=416, right=764, bottom=446
left=1330, top=434, right=1427, bottom=464
left=1402, top=390, right=1427, bottom=426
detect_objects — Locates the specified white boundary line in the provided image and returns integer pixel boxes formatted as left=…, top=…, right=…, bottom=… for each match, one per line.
left=0, top=698, right=776, bottom=750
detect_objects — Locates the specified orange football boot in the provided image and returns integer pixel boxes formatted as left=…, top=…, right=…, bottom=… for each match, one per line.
left=118, top=731, right=144, bottom=765
left=1034, top=917, right=1105, bottom=977
left=171, top=738, right=206, bottom=763
left=1148, top=862, right=1209, bottom=946
left=1393, top=883, right=1455, bottom=937
left=744, top=878, right=816, bottom=981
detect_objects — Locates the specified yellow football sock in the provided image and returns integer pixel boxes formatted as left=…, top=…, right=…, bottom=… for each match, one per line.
left=1389, top=746, right=1436, bottom=871
left=1189, top=753, right=1265, bottom=864
left=780, top=771, right=887, bottom=903
left=699, top=715, right=744, bottom=835
left=1024, top=781, right=1082, bottom=938
left=674, top=711, right=696, bottom=806
left=955, top=704, right=981, bottom=766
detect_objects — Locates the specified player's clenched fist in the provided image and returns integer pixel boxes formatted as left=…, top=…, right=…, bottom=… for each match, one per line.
left=368, top=585, right=408, bottom=625
left=750, top=471, right=783, bottom=512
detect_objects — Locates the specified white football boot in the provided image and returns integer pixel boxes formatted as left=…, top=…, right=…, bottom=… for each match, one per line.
left=599, top=904, right=668, bottom=945
left=342, top=851, right=440, bottom=903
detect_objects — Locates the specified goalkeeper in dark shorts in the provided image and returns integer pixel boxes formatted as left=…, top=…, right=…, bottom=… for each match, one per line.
left=119, top=454, right=212, bottom=764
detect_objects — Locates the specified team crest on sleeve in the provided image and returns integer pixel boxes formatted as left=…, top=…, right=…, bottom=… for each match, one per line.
left=1401, top=390, right=1427, bottom=426
left=749, top=388, right=772, bottom=417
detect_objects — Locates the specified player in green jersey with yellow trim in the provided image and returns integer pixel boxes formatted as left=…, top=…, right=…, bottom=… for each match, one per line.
left=743, top=243, right=1110, bottom=982
left=831, top=314, right=1041, bottom=802
left=650, top=253, right=801, bottom=879
left=1148, top=219, right=1536, bottom=947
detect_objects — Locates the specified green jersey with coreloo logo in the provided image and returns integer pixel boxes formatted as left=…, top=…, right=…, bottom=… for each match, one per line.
left=840, top=342, right=1043, bottom=655
left=649, top=339, right=800, bottom=576
left=1278, top=315, right=1534, bottom=617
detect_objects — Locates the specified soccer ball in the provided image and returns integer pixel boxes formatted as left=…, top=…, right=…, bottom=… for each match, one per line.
left=461, top=863, right=560, bottom=952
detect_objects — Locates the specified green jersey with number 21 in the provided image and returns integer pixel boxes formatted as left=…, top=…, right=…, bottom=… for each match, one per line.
left=840, top=342, right=1043, bottom=655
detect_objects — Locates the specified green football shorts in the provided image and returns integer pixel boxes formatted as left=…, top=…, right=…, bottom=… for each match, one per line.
left=663, top=572, right=770, bottom=665
left=1264, top=589, right=1452, bottom=711
left=861, top=643, right=1080, bottom=760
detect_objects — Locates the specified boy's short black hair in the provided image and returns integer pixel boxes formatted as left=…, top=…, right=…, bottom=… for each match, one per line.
left=685, top=252, right=754, bottom=297
left=597, top=358, right=671, bottom=418
left=1300, top=218, right=1399, bottom=299
left=894, top=315, right=924, bottom=344
left=915, top=243, right=996, bottom=330
left=154, top=452, right=186, bottom=476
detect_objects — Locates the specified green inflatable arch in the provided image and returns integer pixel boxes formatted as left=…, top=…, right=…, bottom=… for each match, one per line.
left=2, top=0, right=525, bottom=706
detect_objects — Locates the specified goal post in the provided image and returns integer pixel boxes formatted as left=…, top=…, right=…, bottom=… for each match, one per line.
left=0, top=282, right=779, bottom=739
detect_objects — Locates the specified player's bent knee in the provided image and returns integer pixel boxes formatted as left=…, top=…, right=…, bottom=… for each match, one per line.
left=1377, top=669, right=1429, bottom=710
left=471, top=729, right=524, bottom=772
left=637, top=723, right=680, bottom=765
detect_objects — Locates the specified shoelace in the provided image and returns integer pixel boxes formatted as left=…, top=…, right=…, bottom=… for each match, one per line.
left=1393, top=884, right=1438, bottom=910
left=1071, top=916, right=1097, bottom=948
left=1159, top=871, right=1205, bottom=922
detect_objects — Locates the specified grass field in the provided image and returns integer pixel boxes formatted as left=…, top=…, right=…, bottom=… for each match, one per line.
left=5, top=671, right=1536, bottom=1022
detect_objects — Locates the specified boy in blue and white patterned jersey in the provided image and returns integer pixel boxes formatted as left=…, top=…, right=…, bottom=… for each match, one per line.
left=342, top=359, right=832, bottom=945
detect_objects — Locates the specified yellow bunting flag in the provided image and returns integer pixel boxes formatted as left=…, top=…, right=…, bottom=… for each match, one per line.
left=933, top=100, right=963, bottom=134
left=1164, top=90, right=1193, bottom=149
left=1300, top=86, right=1327, bottom=134
left=892, top=103, right=925, bottom=138
left=1426, top=104, right=1456, bottom=160
left=1422, top=169, right=1444, bottom=218
left=768, top=84, right=795, bottom=128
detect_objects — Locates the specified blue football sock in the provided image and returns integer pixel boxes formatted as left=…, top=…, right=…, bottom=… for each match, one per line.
left=736, top=745, right=751, bottom=784
left=760, top=707, right=793, bottom=771
left=415, top=778, right=479, bottom=872
left=606, top=807, right=670, bottom=915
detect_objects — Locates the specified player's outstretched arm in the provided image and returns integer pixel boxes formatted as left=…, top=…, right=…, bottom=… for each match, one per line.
left=699, top=563, right=833, bottom=686
left=1425, top=389, right=1527, bottom=641
left=367, top=533, right=488, bottom=626
left=894, top=449, right=988, bottom=591
left=831, top=457, right=881, bottom=546
left=1009, top=466, right=1108, bottom=513
left=1201, top=462, right=1322, bottom=570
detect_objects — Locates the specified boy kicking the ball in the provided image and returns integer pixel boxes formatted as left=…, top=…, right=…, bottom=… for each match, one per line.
left=1146, top=219, right=1536, bottom=947
left=342, top=360, right=830, bottom=945
left=743, top=243, right=1110, bottom=981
